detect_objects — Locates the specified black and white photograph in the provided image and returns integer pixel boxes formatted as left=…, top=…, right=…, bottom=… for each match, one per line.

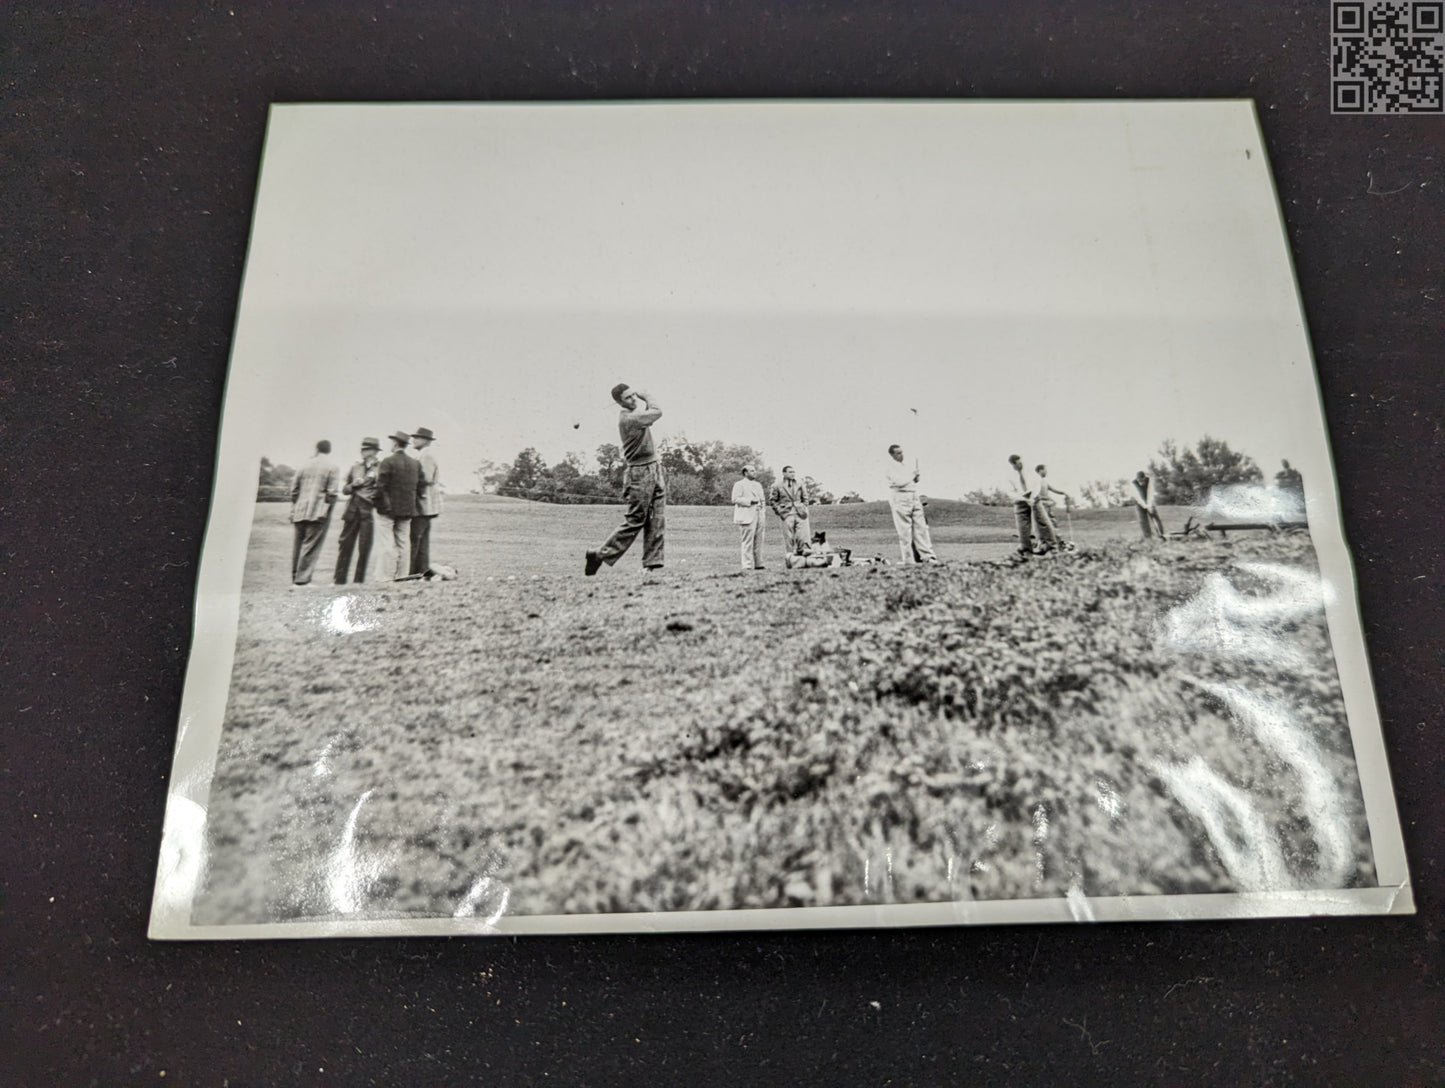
left=150, top=100, right=1410, bottom=937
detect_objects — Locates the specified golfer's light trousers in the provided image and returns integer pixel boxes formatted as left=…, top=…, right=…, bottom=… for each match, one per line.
left=739, top=513, right=765, bottom=569
left=888, top=491, right=936, bottom=563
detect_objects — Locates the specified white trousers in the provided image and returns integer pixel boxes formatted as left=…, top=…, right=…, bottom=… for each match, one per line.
left=739, top=514, right=766, bottom=568
left=889, top=492, right=936, bottom=563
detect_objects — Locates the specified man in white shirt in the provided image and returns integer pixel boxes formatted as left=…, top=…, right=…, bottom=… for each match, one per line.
left=1032, top=463, right=1074, bottom=552
left=730, top=466, right=767, bottom=570
left=885, top=444, right=938, bottom=564
left=1130, top=470, right=1165, bottom=540
left=1005, top=454, right=1035, bottom=556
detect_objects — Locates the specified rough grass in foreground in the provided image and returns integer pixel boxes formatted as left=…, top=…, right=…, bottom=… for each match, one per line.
left=195, top=533, right=1373, bottom=923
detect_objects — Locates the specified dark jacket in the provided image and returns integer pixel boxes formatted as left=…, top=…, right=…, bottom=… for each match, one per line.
left=375, top=451, right=425, bottom=518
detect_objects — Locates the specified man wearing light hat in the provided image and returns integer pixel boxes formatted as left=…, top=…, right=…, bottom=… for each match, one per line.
left=374, top=430, right=425, bottom=580
left=408, top=426, right=441, bottom=576
left=334, top=437, right=382, bottom=584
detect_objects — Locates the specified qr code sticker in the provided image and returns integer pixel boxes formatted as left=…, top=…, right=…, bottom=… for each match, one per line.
left=1333, top=1, right=1444, bottom=112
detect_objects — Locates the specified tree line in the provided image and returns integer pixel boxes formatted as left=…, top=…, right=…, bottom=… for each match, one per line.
left=961, top=436, right=1297, bottom=507
left=475, top=437, right=856, bottom=506
left=260, top=435, right=1297, bottom=507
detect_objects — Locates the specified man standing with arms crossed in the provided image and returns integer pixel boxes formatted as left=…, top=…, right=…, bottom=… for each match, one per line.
left=334, top=436, right=381, bottom=584
left=374, top=430, right=425, bottom=580
left=409, top=426, right=441, bottom=575
left=586, top=384, right=666, bottom=575
left=885, top=443, right=939, bottom=564
left=289, top=439, right=340, bottom=586
left=731, top=465, right=767, bottom=570
left=768, top=464, right=810, bottom=560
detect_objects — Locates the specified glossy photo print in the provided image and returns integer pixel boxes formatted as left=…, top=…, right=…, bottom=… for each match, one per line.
left=150, top=101, right=1411, bottom=938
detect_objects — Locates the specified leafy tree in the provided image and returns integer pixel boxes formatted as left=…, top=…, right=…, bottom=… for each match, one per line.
left=802, top=476, right=834, bottom=505
left=500, top=447, right=550, bottom=499
left=257, top=456, right=296, bottom=501
left=472, top=458, right=510, bottom=494
left=1148, top=436, right=1263, bottom=504
left=838, top=491, right=865, bottom=504
left=594, top=443, right=624, bottom=489
left=1078, top=478, right=1132, bottom=509
left=656, top=434, right=773, bottom=504
left=962, top=487, right=1011, bottom=506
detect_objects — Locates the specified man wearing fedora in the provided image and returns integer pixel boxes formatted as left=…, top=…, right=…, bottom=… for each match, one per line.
left=374, top=430, right=425, bottom=580
left=408, top=426, right=441, bottom=576
left=289, top=439, right=340, bottom=586
left=334, top=436, right=382, bottom=584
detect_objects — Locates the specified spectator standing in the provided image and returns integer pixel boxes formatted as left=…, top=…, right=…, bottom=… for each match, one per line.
left=731, top=466, right=767, bottom=570
left=409, top=426, right=442, bottom=575
left=289, top=439, right=340, bottom=586
left=768, top=465, right=811, bottom=560
left=374, top=430, right=425, bottom=579
left=334, top=437, right=381, bottom=584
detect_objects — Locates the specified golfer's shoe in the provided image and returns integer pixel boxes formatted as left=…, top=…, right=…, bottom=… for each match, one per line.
left=584, top=550, right=603, bottom=576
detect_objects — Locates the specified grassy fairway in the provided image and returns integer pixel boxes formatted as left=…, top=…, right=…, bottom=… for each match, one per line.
left=195, top=497, right=1373, bottom=924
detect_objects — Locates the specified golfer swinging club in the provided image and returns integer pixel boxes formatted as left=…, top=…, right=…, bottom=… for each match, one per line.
left=885, top=443, right=939, bottom=564
left=585, top=384, right=666, bottom=575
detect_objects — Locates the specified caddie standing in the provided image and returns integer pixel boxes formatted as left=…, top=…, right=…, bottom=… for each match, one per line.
left=768, top=464, right=810, bottom=560
left=585, top=384, right=666, bottom=575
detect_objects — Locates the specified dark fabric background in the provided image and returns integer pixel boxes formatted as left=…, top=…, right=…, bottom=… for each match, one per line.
left=3, top=4, right=1441, bottom=1084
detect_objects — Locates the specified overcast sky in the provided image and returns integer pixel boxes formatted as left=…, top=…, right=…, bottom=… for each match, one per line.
left=224, top=101, right=1331, bottom=500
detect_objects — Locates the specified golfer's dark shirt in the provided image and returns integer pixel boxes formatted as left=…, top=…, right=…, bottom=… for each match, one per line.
left=619, top=413, right=657, bottom=466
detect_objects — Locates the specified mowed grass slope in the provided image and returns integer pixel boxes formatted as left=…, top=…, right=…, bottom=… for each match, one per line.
left=196, top=498, right=1371, bottom=923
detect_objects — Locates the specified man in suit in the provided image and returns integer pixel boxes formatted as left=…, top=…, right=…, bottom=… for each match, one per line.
left=374, top=430, right=425, bottom=580
left=768, top=464, right=811, bottom=560
left=585, top=383, right=666, bottom=575
left=289, top=439, right=340, bottom=586
left=334, top=437, right=381, bottom=584
left=408, top=426, right=441, bottom=575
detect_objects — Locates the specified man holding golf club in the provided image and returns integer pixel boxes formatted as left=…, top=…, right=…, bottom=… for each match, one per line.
left=1032, top=463, right=1074, bottom=553
left=585, top=384, right=666, bottom=575
left=885, top=443, right=938, bottom=564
